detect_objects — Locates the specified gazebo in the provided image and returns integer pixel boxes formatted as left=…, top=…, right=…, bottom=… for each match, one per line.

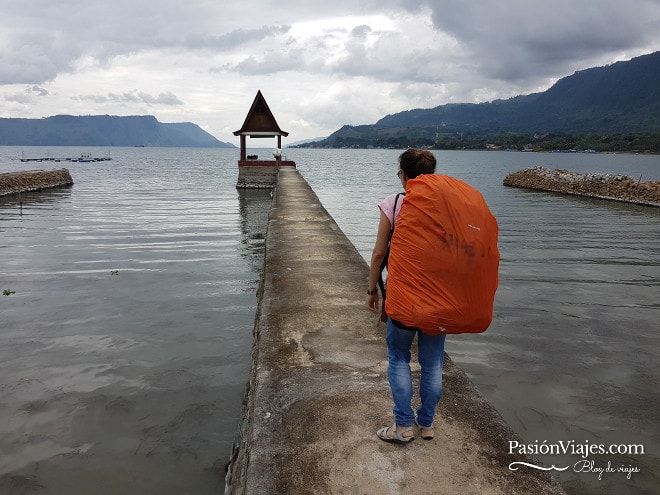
left=233, top=90, right=296, bottom=188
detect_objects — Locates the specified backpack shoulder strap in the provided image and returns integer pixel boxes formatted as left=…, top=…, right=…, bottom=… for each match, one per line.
left=377, top=192, right=405, bottom=297
left=389, top=193, right=404, bottom=236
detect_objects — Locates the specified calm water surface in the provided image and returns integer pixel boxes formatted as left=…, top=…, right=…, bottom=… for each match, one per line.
left=1, top=146, right=658, bottom=494
left=1, top=147, right=271, bottom=494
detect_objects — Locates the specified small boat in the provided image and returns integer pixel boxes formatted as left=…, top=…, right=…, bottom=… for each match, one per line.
left=76, top=152, right=94, bottom=163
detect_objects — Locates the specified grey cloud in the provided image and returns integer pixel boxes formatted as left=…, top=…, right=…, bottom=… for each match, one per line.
left=0, top=40, right=70, bottom=84
left=76, top=91, right=183, bottom=106
left=350, top=25, right=373, bottom=37
left=325, top=26, right=454, bottom=84
left=4, top=85, right=50, bottom=104
left=77, top=95, right=114, bottom=104
left=0, top=1, right=291, bottom=85
left=138, top=92, right=183, bottom=105
left=231, top=51, right=306, bottom=75
left=0, top=6, right=93, bottom=84
left=5, top=92, right=31, bottom=104
left=185, top=25, right=292, bottom=49
left=421, top=0, right=660, bottom=83
left=28, top=86, right=50, bottom=96
left=227, top=24, right=403, bottom=79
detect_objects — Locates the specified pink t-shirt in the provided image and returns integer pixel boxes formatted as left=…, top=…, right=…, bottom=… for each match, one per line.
left=378, top=192, right=405, bottom=226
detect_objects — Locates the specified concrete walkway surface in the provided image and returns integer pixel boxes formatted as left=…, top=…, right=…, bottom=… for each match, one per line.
left=225, top=167, right=566, bottom=495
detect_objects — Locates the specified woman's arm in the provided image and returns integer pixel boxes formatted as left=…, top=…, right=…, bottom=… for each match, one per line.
left=366, top=210, right=392, bottom=313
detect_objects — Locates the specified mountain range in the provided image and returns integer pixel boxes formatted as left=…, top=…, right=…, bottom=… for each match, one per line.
left=308, top=51, right=660, bottom=148
left=2, top=52, right=658, bottom=149
left=0, top=114, right=235, bottom=147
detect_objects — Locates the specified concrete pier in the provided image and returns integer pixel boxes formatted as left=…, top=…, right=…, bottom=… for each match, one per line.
left=236, top=160, right=296, bottom=189
left=0, top=169, right=73, bottom=197
left=225, top=167, right=566, bottom=495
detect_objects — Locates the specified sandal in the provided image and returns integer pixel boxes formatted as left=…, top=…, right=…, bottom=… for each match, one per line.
left=414, top=418, right=434, bottom=440
left=376, top=423, right=415, bottom=444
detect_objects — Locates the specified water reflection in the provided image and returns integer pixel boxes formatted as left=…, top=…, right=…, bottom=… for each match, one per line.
left=0, top=187, right=73, bottom=207
left=0, top=188, right=73, bottom=227
left=237, top=188, right=273, bottom=273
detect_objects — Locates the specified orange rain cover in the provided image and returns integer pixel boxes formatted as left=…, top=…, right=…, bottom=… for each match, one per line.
left=385, top=174, right=500, bottom=335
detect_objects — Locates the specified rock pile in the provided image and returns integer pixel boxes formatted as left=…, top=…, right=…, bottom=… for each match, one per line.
left=0, top=169, right=73, bottom=197
left=503, top=166, right=659, bottom=207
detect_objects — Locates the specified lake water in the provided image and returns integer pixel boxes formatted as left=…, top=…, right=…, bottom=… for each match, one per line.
left=1, top=146, right=658, bottom=495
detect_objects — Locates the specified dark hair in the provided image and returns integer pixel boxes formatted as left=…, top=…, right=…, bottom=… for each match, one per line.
left=399, top=148, right=436, bottom=179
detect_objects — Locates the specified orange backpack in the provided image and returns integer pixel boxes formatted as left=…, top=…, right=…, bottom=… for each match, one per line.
left=385, top=174, right=499, bottom=335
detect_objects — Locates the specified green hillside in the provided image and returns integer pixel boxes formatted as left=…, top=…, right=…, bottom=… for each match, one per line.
left=303, top=51, right=660, bottom=151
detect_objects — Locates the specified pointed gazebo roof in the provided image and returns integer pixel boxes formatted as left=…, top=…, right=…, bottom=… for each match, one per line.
left=233, top=90, right=289, bottom=138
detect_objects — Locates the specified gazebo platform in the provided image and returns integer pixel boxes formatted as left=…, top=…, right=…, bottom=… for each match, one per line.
left=234, top=91, right=296, bottom=189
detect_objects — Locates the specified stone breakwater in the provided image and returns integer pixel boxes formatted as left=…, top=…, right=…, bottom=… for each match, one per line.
left=503, top=166, right=660, bottom=207
left=0, top=169, right=73, bottom=197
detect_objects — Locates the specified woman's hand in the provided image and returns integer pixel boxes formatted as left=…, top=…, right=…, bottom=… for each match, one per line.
left=367, top=292, right=379, bottom=313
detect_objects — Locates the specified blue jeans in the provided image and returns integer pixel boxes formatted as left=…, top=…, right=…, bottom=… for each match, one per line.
left=386, top=318, right=446, bottom=428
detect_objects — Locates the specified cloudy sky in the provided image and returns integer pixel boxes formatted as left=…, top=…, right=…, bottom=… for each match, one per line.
left=2, top=0, right=659, bottom=144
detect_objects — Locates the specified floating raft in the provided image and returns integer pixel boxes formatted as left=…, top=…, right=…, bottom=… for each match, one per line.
left=19, top=153, right=111, bottom=163
left=503, top=166, right=660, bottom=207
left=0, top=169, right=73, bottom=197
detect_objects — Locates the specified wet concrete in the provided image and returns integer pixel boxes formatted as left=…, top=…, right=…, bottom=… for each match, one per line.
left=225, top=167, right=566, bottom=495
